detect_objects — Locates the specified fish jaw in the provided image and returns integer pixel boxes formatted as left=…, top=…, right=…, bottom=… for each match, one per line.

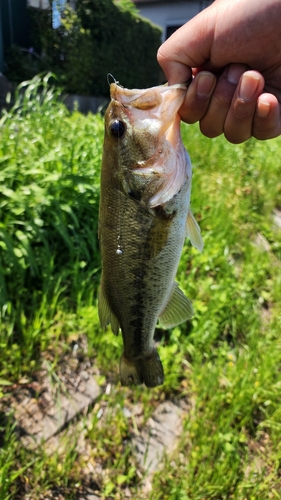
left=106, top=82, right=189, bottom=207
left=110, top=82, right=186, bottom=129
left=109, top=82, right=186, bottom=145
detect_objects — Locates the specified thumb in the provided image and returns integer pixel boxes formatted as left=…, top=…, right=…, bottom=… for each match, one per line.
left=157, top=8, right=215, bottom=85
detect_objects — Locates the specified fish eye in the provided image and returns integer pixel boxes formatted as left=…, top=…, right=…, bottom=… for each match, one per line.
left=110, top=120, right=126, bottom=139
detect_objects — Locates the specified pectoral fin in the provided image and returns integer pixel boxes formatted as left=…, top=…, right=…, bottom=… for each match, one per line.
left=186, top=211, right=204, bottom=252
left=159, top=282, right=194, bottom=328
left=98, top=276, right=120, bottom=335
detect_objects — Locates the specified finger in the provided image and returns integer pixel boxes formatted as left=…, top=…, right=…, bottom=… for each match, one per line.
left=253, top=93, right=281, bottom=140
left=199, top=64, right=248, bottom=138
left=157, top=9, right=214, bottom=85
left=157, top=47, right=192, bottom=85
left=179, top=72, right=217, bottom=124
left=223, top=71, right=265, bottom=143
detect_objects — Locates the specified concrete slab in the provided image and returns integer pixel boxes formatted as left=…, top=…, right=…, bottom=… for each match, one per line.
left=13, top=373, right=100, bottom=444
left=132, top=400, right=185, bottom=475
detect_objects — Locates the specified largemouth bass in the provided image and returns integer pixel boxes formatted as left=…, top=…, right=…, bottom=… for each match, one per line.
left=98, top=81, right=203, bottom=388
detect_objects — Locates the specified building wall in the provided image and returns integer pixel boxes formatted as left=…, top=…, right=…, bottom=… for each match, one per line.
left=135, top=1, right=212, bottom=41
left=27, top=0, right=76, bottom=8
left=27, top=0, right=50, bottom=8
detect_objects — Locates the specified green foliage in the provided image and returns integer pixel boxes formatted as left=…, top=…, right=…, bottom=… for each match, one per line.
left=4, top=8, right=54, bottom=84
left=114, top=0, right=139, bottom=14
left=4, top=45, right=42, bottom=83
left=0, top=75, right=103, bottom=371
left=28, top=5, right=54, bottom=58
left=5, top=1, right=162, bottom=96
left=63, top=0, right=161, bottom=95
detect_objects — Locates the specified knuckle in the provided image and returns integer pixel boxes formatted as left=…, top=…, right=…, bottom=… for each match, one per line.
left=253, top=127, right=279, bottom=140
left=210, top=79, right=239, bottom=109
left=229, top=98, right=256, bottom=122
left=156, top=45, right=167, bottom=63
left=224, top=114, right=252, bottom=143
left=191, top=103, right=210, bottom=122
left=222, top=100, right=256, bottom=143
left=181, top=90, right=211, bottom=124
left=212, top=91, right=234, bottom=109
left=200, top=120, right=222, bottom=138
left=224, top=130, right=251, bottom=144
left=253, top=115, right=281, bottom=141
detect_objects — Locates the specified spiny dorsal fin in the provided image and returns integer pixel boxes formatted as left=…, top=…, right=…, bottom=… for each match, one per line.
left=158, top=282, right=194, bottom=328
left=98, top=277, right=120, bottom=335
left=186, top=210, right=204, bottom=252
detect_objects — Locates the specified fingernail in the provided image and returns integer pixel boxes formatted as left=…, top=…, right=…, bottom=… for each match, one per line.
left=239, top=74, right=260, bottom=101
left=227, top=66, right=243, bottom=84
left=257, top=98, right=271, bottom=118
left=196, top=73, right=215, bottom=97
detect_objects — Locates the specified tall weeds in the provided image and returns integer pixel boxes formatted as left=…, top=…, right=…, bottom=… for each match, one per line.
left=0, top=75, right=103, bottom=360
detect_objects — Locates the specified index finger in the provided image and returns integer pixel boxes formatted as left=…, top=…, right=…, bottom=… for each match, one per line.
left=157, top=49, right=192, bottom=85
left=157, top=9, right=214, bottom=84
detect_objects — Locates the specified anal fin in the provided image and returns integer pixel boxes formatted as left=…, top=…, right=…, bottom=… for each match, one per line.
left=98, top=276, right=120, bottom=335
left=159, top=282, right=194, bottom=328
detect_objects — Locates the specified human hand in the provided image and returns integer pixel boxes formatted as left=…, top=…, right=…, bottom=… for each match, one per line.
left=157, top=0, right=281, bottom=143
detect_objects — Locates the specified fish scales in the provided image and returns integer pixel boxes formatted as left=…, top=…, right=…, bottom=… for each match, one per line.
left=98, top=82, right=203, bottom=388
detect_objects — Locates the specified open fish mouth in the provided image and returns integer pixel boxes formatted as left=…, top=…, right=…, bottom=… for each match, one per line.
left=109, top=81, right=187, bottom=143
left=107, top=81, right=189, bottom=208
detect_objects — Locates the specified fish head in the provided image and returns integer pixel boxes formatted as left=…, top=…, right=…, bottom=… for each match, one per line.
left=103, top=81, right=190, bottom=207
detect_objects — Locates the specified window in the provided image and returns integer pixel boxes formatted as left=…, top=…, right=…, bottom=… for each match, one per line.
left=165, top=25, right=182, bottom=40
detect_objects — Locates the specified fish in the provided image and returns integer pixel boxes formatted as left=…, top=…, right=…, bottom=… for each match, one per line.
left=98, top=80, right=203, bottom=388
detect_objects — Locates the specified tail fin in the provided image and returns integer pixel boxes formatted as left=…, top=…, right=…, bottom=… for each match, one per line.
left=120, top=348, right=164, bottom=388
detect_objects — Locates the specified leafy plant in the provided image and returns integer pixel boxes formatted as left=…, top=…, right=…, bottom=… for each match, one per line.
left=0, top=75, right=103, bottom=375
left=5, top=1, right=162, bottom=96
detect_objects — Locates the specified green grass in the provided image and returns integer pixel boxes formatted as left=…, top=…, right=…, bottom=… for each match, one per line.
left=0, top=75, right=103, bottom=382
left=0, top=76, right=281, bottom=499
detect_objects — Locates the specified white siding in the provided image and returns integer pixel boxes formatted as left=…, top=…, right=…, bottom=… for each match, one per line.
left=27, top=0, right=50, bottom=8
left=27, top=0, right=76, bottom=8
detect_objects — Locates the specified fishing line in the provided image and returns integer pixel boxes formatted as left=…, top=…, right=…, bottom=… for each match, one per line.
left=116, top=153, right=123, bottom=255
left=107, top=73, right=117, bottom=86
left=116, top=89, right=123, bottom=257
left=107, top=76, right=124, bottom=256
